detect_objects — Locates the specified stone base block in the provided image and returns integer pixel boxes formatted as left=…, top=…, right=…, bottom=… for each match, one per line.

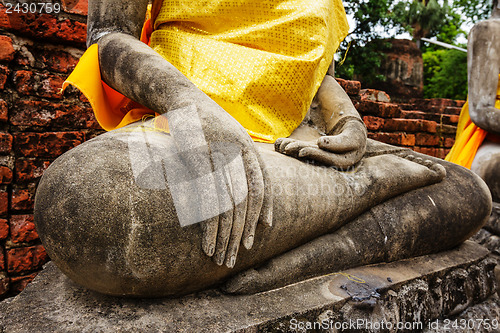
left=0, top=241, right=497, bottom=333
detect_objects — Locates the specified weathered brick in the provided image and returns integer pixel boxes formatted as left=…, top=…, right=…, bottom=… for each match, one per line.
left=359, top=89, right=390, bottom=103
left=383, top=118, right=437, bottom=133
left=448, top=115, right=460, bottom=124
left=400, top=110, right=426, bottom=120
left=10, top=215, right=38, bottom=243
left=336, top=78, right=361, bottom=96
left=0, top=133, right=13, bottom=153
left=443, top=106, right=462, bottom=116
left=14, top=132, right=84, bottom=158
left=0, top=99, right=7, bottom=122
left=368, top=132, right=415, bottom=147
left=443, top=137, right=455, bottom=148
left=11, top=189, right=34, bottom=211
left=15, top=159, right=50, bottom=182
left=413, top=147, right=438, bottom=157
left=63, top=0, right=88, bottom=15
left=0, top=65, right=8, bottom=89
left=7, top=245, right=48, bottom=274
left=410, top=98, right=455, bottom=113
left=0, top=248, right=4, bottom=271
left=430, top=114, right=460, bottom=125
left=415, top=147, right=448, bottom=159
left=0, top=166, right=12, bottom=184
left=15, top=46, right=81, bottom=74
left=421, top=120, right=438, bottom=133
left=0, top=35, right=14, bottom=62
left=363, top=116, right=384, bottom=131
left=10, top=272, right=37, bottom=294
left=436, top=148, right=447, bottom=159
left=14, top=70, right=65, bottom=99
left=0, top=191, right=7, bottom=215
left=0, top=218, right=8, bottom=240
left=11, top=100, right=99, bottom=129
left=438, top=124, right=457, bottom=135
left=0, top=8, right=86, bottom=45
left=415, top=133, right=441, bottom=146
left=357, top=101, right=401, bottom=118
left=38, top=48, right=80, bottom=73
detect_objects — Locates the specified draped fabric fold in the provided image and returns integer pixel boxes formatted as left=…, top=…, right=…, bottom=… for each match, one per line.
left=445, top=74, right=500, bottom=169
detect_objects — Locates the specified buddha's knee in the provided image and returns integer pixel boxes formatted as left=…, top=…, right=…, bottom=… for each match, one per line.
left=34, top=130, right=218, bottom=297
left=437, top=159, right=492, bottom=240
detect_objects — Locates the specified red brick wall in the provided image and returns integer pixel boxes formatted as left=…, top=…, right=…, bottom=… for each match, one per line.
left=0, top=2, right=461, bottom=299
left=0, top=1, right=101, bottom=299
left=336, top=79, right=460, bottom=160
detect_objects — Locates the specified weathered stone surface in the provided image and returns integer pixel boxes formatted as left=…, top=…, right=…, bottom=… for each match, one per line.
left=466, top=10, right=500, bottom=206
left=485, top=201, right=500, bottom=236
left=359, top=89, right=391, bottom=103
left=34, top=118, right=490, bottom=297
left=472, top=203, right=500, bottom=255
left=422, top=295, right=500, bottom=333
left=0, top=241, right=495, bottom=333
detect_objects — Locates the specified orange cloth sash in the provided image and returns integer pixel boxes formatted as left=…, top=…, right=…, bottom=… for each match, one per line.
left=445, top=75, right=500, bottom=169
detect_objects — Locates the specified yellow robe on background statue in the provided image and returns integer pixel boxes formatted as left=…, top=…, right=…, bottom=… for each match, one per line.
left=445, top=75, right=500, bottom=169
left=63, top=0, right=349, bottom=143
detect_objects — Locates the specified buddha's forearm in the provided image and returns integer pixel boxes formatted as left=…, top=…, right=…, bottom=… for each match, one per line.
left=97, top=32, right=210, bottom=115
left=316, top=76, right=361, bottom=134
left=469, top=105, right=500, bottom=135
left=467, top=19, right=500, bottom=135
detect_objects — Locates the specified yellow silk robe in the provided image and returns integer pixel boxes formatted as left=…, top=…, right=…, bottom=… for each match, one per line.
left=64, top=0, right=349, bottom=143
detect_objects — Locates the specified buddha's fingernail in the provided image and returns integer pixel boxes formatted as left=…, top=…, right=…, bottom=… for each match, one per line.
left=244, top=235, right=254, bottom=249
left=215, top=251, right=225, bottom=265
left=208, top=246, right=215, bottom=256
left=229, top=255, right=236, bottom=268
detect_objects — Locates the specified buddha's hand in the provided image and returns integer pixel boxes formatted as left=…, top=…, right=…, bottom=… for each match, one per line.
left=166, top=100, right=272, bottom=268
left=274, top=118, right=367, bottom=169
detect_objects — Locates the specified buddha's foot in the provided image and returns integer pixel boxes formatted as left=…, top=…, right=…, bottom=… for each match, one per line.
left=394, top=150, right=447, bottom=180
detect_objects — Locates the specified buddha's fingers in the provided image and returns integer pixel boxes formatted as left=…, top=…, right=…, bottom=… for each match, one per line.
left=241, top=150, right=265, bottom=251
left=258, top=150, right=273, bottom=228
left=201, top=217, right=218, bottom=257
left=213, top=209, right=233, bottom=266
left=318, top=121, right=367, bottom=153
left=219, top=151, right=248, bottom=267
left=224, top=199, right=247, bottom=268
left=274, top=138, right=295, bottom=154
left=283, top=140, right=316, bottom=158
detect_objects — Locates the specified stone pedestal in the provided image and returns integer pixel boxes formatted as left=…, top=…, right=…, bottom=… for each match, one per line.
left=473, top=202, right=500, bottom=254
left=0, top=241, right=497, bottom=333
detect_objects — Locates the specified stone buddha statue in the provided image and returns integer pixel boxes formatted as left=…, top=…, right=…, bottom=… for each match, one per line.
left=34, top=0, right=491, bottom=297
left=466, top=0, right=500, bottom=202
left=446, top=0, right=500, bottom=200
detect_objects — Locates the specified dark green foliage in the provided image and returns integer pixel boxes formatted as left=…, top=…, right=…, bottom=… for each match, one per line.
left=336, top=0, right=395, bottom=83
left=453, top=0, right=493, bottom=24
left=337, top=0, right=488, bottom=99
left=423, top=49, right=468, bottom=100
left=392, top=0, right=451, bottom=41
